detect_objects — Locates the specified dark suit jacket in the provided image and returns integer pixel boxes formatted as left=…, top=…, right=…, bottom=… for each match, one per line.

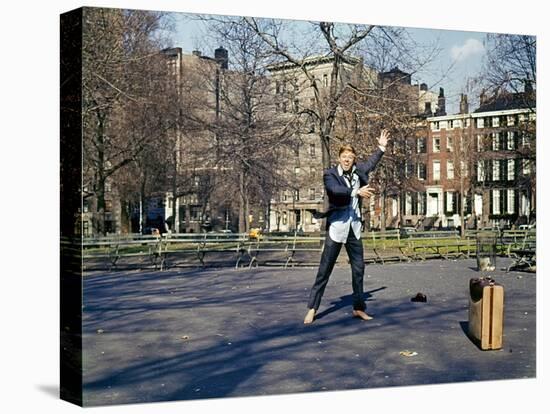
left=316, top=148, right=384, bottom=221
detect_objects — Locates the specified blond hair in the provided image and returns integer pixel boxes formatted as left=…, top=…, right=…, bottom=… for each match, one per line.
left=338, top=144, right=356, bottom=156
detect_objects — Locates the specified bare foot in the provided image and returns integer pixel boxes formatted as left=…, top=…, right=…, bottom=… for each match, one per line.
left=352, top=310, right=373, bottom=321
left=304, top=308, right=316, bottom=324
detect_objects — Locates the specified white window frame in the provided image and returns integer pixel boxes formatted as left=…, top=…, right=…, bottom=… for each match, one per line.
left=523, top=159, right=531, bottom=175
left=433, top=137, right=441, bottom=153
left=492, top=132, right=501, bottom=151
left=507, top=159, right=515, bottom=181
left=447, top=160, right=454, bottom=179
left=433, top=160, right=441, bottom=181
left=507, top=189, right=515, bottom=214
left=446, top=191, right=454, bottom=212
left=477, top=160, right=485, bottom=181
left=447, top=136, right=454, bottom=152
left=492, top=160, right=500, bottom=181
left=476, top=118, right=484, bottom=128
left=507, top=131, right=515, bottom=150
left=492, top=190, right=501, bottom=214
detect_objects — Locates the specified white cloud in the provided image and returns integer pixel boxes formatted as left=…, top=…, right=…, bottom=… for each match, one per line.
left=451, top=38, right=485, bottom=61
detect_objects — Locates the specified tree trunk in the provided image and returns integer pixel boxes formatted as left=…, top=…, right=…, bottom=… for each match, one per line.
left=238, top=171, right=246, bottom=233
left=380, top=190, right=387, bottom=232
left=96, top=178, right=106, bottom=236
left=460, top=176, right=465, bottom=238
left=140, top=178, right=147, bottom=234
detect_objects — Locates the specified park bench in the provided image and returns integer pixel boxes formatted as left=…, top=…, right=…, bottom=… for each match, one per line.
left=506, top=229, right=536, bottom=272
left=82, top=234, right=164, bottom=270
left=246, top=234, right=299, bottom=268
left=285, top=235, right=325, bottom=267
left=363, top=230, right=410, bottom=264
left=406, top=231, right=475, bottom=261
left=161, top=232, right=249, bottom=269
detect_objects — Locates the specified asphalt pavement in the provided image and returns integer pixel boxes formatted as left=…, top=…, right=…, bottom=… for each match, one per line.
left=81, top=258, right=536, bottom=407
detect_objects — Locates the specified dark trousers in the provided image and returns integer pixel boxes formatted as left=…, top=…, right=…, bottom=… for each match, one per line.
left=307, top=229, right=366, bottom=311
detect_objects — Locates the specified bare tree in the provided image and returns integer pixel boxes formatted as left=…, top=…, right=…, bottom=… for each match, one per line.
left=475, top=33, right=536, bottom=225
left=82, top=8, right=173, bottom=235
left=187, top=17, right=301, bottom=233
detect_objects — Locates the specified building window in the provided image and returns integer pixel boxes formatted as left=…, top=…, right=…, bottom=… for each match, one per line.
left=294, top=99, right=299, bottom=112
left=190, top=206, right=202, bottom=221
left=477, top=160, right=485, bottom=182
left=522, top=159, right=531, bottom=175
left=283, top=191, right=289, bottom=202
left=275, top=80, right=281, bottom=94
left=492, top=117, right=500, bottom=127
left=309, top=188, right=316, bottom=200
left=433, top=160, right=441, bottom=181
left=405, top=161, right=414, bottom=178
left=310, top=167, right=316, bottom=179
left=507, top=131, right=515, bottom=150
left=446, top=191, right=454, bottom=212
left=492, top=190, right=501, bottom=214
left=417, top=163, right=427, bottom=180
left=447, top=136, right=454, bottom=152
left=507, top=159, right=515, bottom=181
left=492, top=132, right=501, bottom=151
left=433, top=137, right=441, bottom=153
left=461, top=160, right=467, bottom=176
left=105, top=200, right=112, bottom=212
left=507, top=189, right=516, bottom=214
left=476, top=118, right=484, bottom=128
left=432, top=121, right=440, bottom=131
left=417, top=137, right=427, bottom=153
left=492, top=160, right=500, bottom=181
left=447, top=160, right=454, bottom=179
left=310, top=144, right=315, bottom=157
left=476, top=134, right=483, bottom=152
left=282, top=211, right=287, bottom=225
left=294, top=166, right=300, bottom=175
left=323, top=73, right=328, bottom=87
left=507, top=115, right=517, bottom=126
left=418, top=192, right=427, bottom=215
left=294, top=190, right=299, bottom=201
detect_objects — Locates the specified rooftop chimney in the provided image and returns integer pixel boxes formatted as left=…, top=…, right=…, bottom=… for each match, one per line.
left=459, top=93, right=469, bottom=114
left=436, top=87, right=446, bottom=116
left=420, top=83, right=428, bottom=91
left=192, top=50, right=202, bottom=57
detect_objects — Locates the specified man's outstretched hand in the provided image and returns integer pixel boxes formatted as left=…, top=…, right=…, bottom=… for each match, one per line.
left=358, top=185, right=374, bottom=198
left=378, top=129, right=391, bottom=148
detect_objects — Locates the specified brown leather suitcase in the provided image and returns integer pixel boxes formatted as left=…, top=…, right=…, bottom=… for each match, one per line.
left=468, top=278, right=504, bottom=350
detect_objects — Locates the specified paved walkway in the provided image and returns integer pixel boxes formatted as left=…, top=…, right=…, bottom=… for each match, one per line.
left=81, top=259, right=536, bottom=406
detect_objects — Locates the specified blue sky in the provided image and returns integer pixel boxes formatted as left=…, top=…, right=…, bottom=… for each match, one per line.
left=171, top=13, right=491, bottom=114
